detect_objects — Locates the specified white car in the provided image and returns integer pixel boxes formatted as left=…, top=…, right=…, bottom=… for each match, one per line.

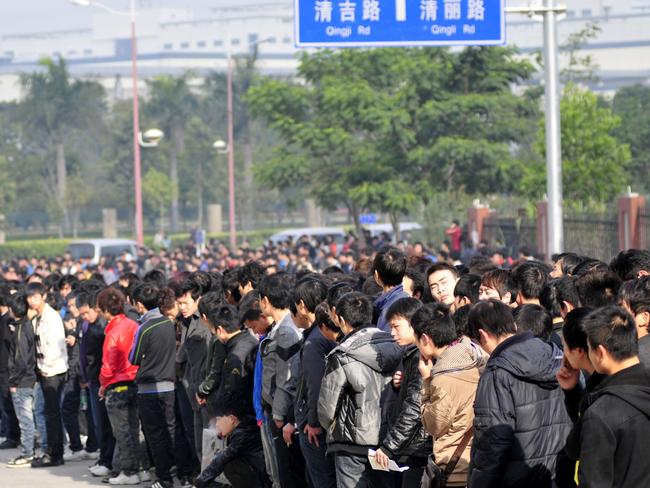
left=269, top=227, right=346, bottom=246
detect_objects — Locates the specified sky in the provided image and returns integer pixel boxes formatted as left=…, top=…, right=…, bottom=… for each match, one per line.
left=0, top=0, right=257, bottom=36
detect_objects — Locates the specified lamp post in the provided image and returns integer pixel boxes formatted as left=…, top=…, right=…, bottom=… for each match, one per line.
left=71, top=0, right=145, bottom=247
left=222, top=37, right=273, bottom=251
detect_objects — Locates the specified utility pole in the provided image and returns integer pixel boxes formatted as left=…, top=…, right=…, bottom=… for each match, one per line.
left=507, top=1, right=566, bottom=256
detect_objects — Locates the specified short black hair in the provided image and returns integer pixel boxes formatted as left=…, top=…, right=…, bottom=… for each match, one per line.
left=468, top=256, right=497, bottom=276
left=198, top=291, right=225, bottom=320
left=132, top=283, right=160, bottom=312
left=452, top=305, right=471, bottom=337
left=314, top=302, right=339, bottom=333
left=142, top=270, right=166, bottom=288
left=25, top=282, right=46, bottom=297
left=547, top=277, right=581, bottom=311
left=59, top=275, right=79, bottom=290
left=610, top=249, right=650, bottom=281
left=404, top=267, right=425, bottom=298
left=573, top=259, right=609, bottom=277
left=327, top=281, right=356, bottom=309
left=510, top=262, right=549, bottom=301
left=480, top=269, right=513, bottom=301
left=75, top=289, right=101, bottom=309
left=178, top=275, right=204, bottom=301
left=562, top=307, right=594, bottom=351
left=539, top=279, right=573, bottom=318
left=206, top=303, right=240, bottom=333
left=238, top=290, right=263, bottom=324
left=7, top=293, right=28, bottom=319
left=426, top=262, right=460, bottom=280
left=620, top=276, right=650, bottom=316
left=335, top=292, right=372, bottom=329
left=372, top=247, right=407, bottom=287
left=554, top=253, right=584, bottom=276
left=411, top=303, right=458, bottom=347
left=385, top=297, right=422, bottom=324
left=292, top=278, right=328, bottom=314
left=258, top=272, right=294, bottom=310
left=514, top=304, right=553, bottom=342
left=454, top=274, right=481, bottom=304
left=237, top=261, right=266, bottom=289
left=467, top=299, right=516, bottom=341
left=575, top=270, right=622, bottom=308
left=583, top=306, right=638, bottom=361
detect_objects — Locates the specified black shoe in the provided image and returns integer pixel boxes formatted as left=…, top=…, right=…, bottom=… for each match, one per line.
left=31, top=454, right=64, bottom=468
left=0, top=439, right=19, bottom=449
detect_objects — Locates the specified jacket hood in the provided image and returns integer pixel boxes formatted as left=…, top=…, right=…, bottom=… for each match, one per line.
left=335, top=326, right=402, bottom=374
left=589, top=363, right=650, bottom=416
left=432, top=337, right=486, bottom=376
left=487, top=332, right=562, bottom=388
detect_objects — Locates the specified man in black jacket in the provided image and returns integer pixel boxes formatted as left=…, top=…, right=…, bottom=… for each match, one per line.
left=292, top=279, right=337, bottom=488
left=6, top=294, right=36, bottom=467
left=0, top=290, right=20, bottom=450
left=130, top=283, right=177, bottom=488
left=375, top=297, right=432, bottom=487
left=467, top=299, right=572, bottom=488
left=577, top=306, right=650, bottom=487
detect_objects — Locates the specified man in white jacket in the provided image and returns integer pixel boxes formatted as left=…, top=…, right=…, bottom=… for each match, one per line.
left=26, top=282, right=68, bottom=468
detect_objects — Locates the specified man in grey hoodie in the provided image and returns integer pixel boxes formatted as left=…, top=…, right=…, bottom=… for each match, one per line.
left=318, top=292, right=402, bottom=488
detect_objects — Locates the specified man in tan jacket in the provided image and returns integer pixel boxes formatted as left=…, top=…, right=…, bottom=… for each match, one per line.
left=412, top=303, right=485, bottom=487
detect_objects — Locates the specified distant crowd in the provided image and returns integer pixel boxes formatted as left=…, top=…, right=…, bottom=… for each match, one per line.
left=0, top=231, right=649, bottom=488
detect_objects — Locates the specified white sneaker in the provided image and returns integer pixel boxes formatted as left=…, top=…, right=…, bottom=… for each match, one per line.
left=90, top=464, right=112, bottom=477
left=139, top=470, right=151, bottom=482
left=86, top=450, right=100, bottom=460
left=64, top=450, right=89, bottom=462
left=108, top=472, right=141, bottom=485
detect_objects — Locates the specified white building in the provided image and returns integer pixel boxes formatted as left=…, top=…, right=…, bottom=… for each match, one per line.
left=1, top=0, right=650, bottom=101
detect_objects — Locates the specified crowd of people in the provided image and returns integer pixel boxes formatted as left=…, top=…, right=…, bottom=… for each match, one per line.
left=0, top=233, right=649, bottom=488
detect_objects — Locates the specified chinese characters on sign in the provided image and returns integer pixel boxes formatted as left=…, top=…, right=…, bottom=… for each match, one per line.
left=295, top=0, right=503, bottom=47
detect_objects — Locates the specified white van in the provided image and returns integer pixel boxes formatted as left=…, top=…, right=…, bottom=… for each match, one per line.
left=66, top=239, right=138, bottom=265
left=269, top=227, right=346, bottom=246
left=364, top=222, right=423, bottom=240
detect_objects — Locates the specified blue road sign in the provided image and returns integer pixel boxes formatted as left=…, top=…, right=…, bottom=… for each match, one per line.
left=360, top=213, right=378, bottom=224
left=294, top=0, right=504, bottom=47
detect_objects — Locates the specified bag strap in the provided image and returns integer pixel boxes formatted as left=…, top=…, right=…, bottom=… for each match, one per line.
left=442, top=427, right=474, bottom=481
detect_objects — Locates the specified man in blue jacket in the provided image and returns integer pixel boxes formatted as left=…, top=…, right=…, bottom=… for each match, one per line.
left=372, top=247, right=409, bottom=332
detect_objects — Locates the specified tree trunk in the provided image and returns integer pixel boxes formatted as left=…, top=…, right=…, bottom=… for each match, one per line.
left=160, top=203, right=165, bottom=233
left=56, top=142, right=69, bottom=236
left=72, top=206, right=79, bottom=238
left=197, top=161, right=204, bottom=228
left=350, top=202, right=367, bottom=251
left=389, top=211, right=400, bottom=244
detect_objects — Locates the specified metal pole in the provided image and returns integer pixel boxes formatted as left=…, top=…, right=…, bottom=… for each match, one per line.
left=226, top=54, right=237, bottom=250
left=543, top=0, right=563, bottom=255
left=130, top=0, right=144, bottom=247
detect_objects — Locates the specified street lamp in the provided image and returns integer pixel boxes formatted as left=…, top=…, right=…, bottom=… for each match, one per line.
left=139, top=128, right=164, bottom=147
left=71, top=0, right=145, bottom=247
left=212, top=139, right=228, bottom=154
left=224, top=36, right=273, bottom=251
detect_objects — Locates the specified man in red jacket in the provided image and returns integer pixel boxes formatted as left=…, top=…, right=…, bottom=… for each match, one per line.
left=97, top=287, right=144, bottom=486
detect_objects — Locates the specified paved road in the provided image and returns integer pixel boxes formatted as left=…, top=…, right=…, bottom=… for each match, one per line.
left=0, top=445, right=142, bottom=487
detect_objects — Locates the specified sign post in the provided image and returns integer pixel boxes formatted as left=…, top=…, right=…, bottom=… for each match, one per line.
left=295, top=0, right=505, bottom=47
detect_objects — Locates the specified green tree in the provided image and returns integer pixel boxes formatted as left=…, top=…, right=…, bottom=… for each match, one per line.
left=146, top=72, right=198, bottom=232
left=612, top=84, right=650, bottom=193
left=522, top=83, right=630, bottom=204
left=142, top=167, right=175, bottom=233
left=19, top=56, right=105, bottom=236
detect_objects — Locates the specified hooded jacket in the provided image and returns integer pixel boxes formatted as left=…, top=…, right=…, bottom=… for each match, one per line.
left=577, top=363, right=650, bottom=488
left=318, top=325, right=402, bottom=456
left=381, top=344, right=432, bottom=466
left=468, top=332, right=572, bottom=488
left=374, top=284, right=409, bottom=332
left=422, top=337, right=486, bottom=486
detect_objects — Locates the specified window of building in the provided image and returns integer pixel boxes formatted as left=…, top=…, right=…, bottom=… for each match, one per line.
left=566, top=10, right=575, bottom=17
left=231, top=38, right=240, bottom=45
left=213, top=40, right=223, bottom=47
left=197, top=41, right=206, bottom=48
left=83, top=49, right=93, bottom=56
left=164, top=43, right=173, bottom=50
left=180, top=42, right=190, bottom=49
left=266, top=37, right=277, bottom=43
left=283, top=37, right=292, bottom=44
left=581, top=8, right=592, bottom=16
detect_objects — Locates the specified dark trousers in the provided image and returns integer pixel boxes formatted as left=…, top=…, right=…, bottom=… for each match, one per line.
left=270, top=421, right=308, bottom=488
left=175, top=383, right=199, bottom=476
left=39, top=373, right=66, bottom=459
left=299, top=430, right=336, bottom=488
left=62, top=377, right=97, bottom=452
left=89, top=383, right=115, bottom=468
left=105, top=385, right=141, bottom=475
left=138, top=391, right=175, bottom=483
left=0, top=383, right=20, bottom=442
left=334, top=453, right=396, bottom=488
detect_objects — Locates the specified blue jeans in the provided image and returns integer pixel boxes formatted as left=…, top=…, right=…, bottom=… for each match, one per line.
left=299, top=430, right=336, bottom=488
left=11, top=386, right=35, bottom=457
left=34, top=382, right=47, bottom=454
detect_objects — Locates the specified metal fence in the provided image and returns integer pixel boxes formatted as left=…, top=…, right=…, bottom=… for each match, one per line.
left=483, top=216, right=538, bottom=258
left=639, top=204, right=650, bottom=251
left=563, top=213, right=619, bottom=263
